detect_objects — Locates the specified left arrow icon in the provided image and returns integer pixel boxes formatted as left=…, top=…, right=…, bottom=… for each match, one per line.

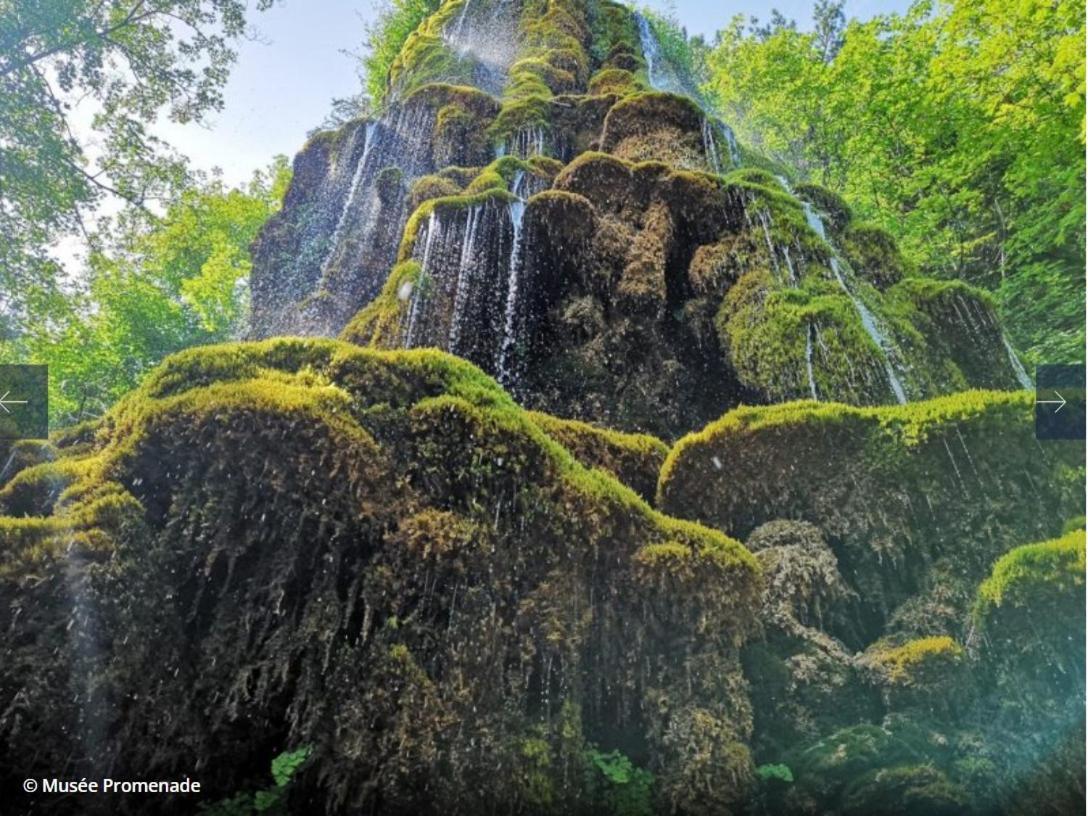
left=0, top=390, right=29, bottom=414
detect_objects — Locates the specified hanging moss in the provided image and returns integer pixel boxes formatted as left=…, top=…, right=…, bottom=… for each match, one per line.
left=527, top=410, right=667, bottom=501
left=0, top=339, right=761, bottom=814
left=659, top=390, right=1085, bottom=639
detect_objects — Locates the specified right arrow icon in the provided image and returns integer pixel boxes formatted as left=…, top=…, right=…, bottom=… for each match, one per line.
left=1035, top=391, right=1067, bottom=413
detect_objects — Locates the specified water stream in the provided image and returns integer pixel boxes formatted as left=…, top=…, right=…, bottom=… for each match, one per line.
left=802, top=202, right=908, bottom=404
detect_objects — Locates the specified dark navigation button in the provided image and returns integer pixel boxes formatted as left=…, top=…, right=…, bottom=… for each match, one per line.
left=1035, top=364, right=1085, bottom=441
left=0, top=365, right=48, bottom=440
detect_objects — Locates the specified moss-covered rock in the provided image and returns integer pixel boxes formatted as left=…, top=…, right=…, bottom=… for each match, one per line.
left=527, top=410, right=667, bottom=501
left=660, top=391, right=1085, bottom=638
left=0, top=339, right=761, bottom=815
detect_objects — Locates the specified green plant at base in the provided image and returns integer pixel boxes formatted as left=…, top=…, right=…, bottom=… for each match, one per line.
left=199, top=746, right=312, bottom=815
left=584, top=747, right=655, bottom=816
left=756, top=762, right=794, bottom=783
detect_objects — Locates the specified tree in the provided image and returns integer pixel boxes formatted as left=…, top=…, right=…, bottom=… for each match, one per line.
left=1, top=160, right=290, bottom=423
left=705, top=0, right=1086, bottom=363
left=812, top=0, right=845, bottom=62
left=0, top=0, right=277, bottom=335
left=748, top=10, right=797, bottom=41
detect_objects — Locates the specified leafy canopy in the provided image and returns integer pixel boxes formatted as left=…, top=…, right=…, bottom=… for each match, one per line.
left=0, top=0, right=277, bottom=334
left=1, top=160, right=290, bottom=424
left=704, top=0, right=1086, bottom=363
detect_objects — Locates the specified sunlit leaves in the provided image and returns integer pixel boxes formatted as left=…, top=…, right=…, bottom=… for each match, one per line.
left=704, top=0, right=1085, bottom=362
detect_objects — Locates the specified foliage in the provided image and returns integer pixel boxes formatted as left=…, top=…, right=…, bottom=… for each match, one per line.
left=756, top=762, right=794, bottom=783
left=1, top=161, right=290, bottom=424
left=705, top=0, right=1086, bottom=363
left=584, top=748, right=655, bottom=816
left=199, top=746, right=311, bottom=815
left=362, top=0, right=444, bottom=107
left=639, top=7, right=709, bottom=89
left=0, top=0, right=277, bottom=337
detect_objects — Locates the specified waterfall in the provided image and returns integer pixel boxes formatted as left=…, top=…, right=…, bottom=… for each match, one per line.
left=440, top=0, right=520, bottom=95
left=497, top=199, right=527, bottom=386
left=501, top=127, right=548, bottom=159
left=718, top=122, right=741, bottom=167
left=801, top=200, right=908, bottom=404
left=702, top=117, right=722, bottom=174
left=806, top=323, right=819, bottom=400
left=782, top=245, right=797, bottom=284
left=317, top=121, right=378, bottom=282
left=401, top=191, right=529, bottom=380
left=405, top=211, right=442, bottom=347
left=635, top=13, right=667, bottom=92
left=448, top=205, right=483, bottom=353
left=1002, top=334, right=1033, bottom=389
left=637, top=12, right=741, bottom=170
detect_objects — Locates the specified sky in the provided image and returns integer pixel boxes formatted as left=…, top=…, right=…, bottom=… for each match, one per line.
left=157, top=0, right=913, bottom=186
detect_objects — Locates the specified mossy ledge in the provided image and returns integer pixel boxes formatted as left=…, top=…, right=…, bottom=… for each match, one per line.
left=0, top=338, right=761, bottom=815
left=659, top=390, right=1084, bottom=637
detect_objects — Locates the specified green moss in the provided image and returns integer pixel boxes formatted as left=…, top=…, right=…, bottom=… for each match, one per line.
left=341, top=260, right=423, bottom=348
left=409, top=174, right=463, bottom=210
left=974, top=529, right=1086, bottom=621
left=397, top=186, right=514, bottom=262
left=600, top=91, right=706, bottom=166
left=527, top=410, right=667, bottom=501
left=841, top=221, right=907, bottom=289
left=793, top=183, right=850, bottom=232
left=865, top=635, right=964, bottom=684
left=587, top=67, right=639, bottom=96
left=659, top=390, right=1083, bottom=636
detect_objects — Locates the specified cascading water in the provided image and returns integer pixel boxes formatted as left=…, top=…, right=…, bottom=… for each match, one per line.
left=638, top=13, right=740, bottom=172
left=441, top=0, right=520, bottom=95
left=805, top=324, right=819, bottom=399
left=635, top=12, right=669, bottom=92
left=316, top=121, right=378, bottom=282
left=718, top=122, right=741, bottom=167
left=1002, top=334, right=1034, bottom=389
left=402, top=185, right=529, bottom=378
left=802, top=202, right=909, bottom=404
left=702, top=117, right=722, bottom=174
left=497, top=196, right=526, bottom=386
left=405, top=211, right=442, bottom=347
left=447, top=205, right=484, bottom=353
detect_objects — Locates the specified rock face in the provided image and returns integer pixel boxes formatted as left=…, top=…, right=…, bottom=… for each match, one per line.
left=2, top=1, right=1084, bottom=815
left=0, top=341, right=761, bottom=815
left=251, top=0, right=1032, bottom=439
left=659, top=396, right=1085, bottom=816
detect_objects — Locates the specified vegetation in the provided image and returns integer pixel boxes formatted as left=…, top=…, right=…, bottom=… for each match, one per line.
left=705, top=0, right=1086, bottom=363
left=975, top=529, right=1086, bottom=621
left=1, top=161, right=290, bottom=424
left=201, top=747, right=312, bottom=815
left=0, top=0, right=277, bottom=339
left=363, top=0, right=445, bottom=106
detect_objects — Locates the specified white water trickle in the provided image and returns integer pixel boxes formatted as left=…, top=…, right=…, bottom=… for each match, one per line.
left=1002, top=334, right=1033, bottom=389
left=451, top=0, right=473, bottom=43
left=758, top=211, right=779, bottom=275
left=782, top=245, right=797, bottom=284
left=510, top=169, right=526, bottom=199
left=718, top=122, right=741, bottom=167
left=803, top=200, right=908, bottom=404
left=448, top=206, right=483, bottom=352
left=702, top=118, right=721, bottom=174
left=405, top=212, right=441, bottom=347
left=497, top=200, right=527, bottom=385
left=317, top=121, right=378, bottom=280
left=635, top=13, right=663, bottom=91
left=805, top=324, right=819, bottom=400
